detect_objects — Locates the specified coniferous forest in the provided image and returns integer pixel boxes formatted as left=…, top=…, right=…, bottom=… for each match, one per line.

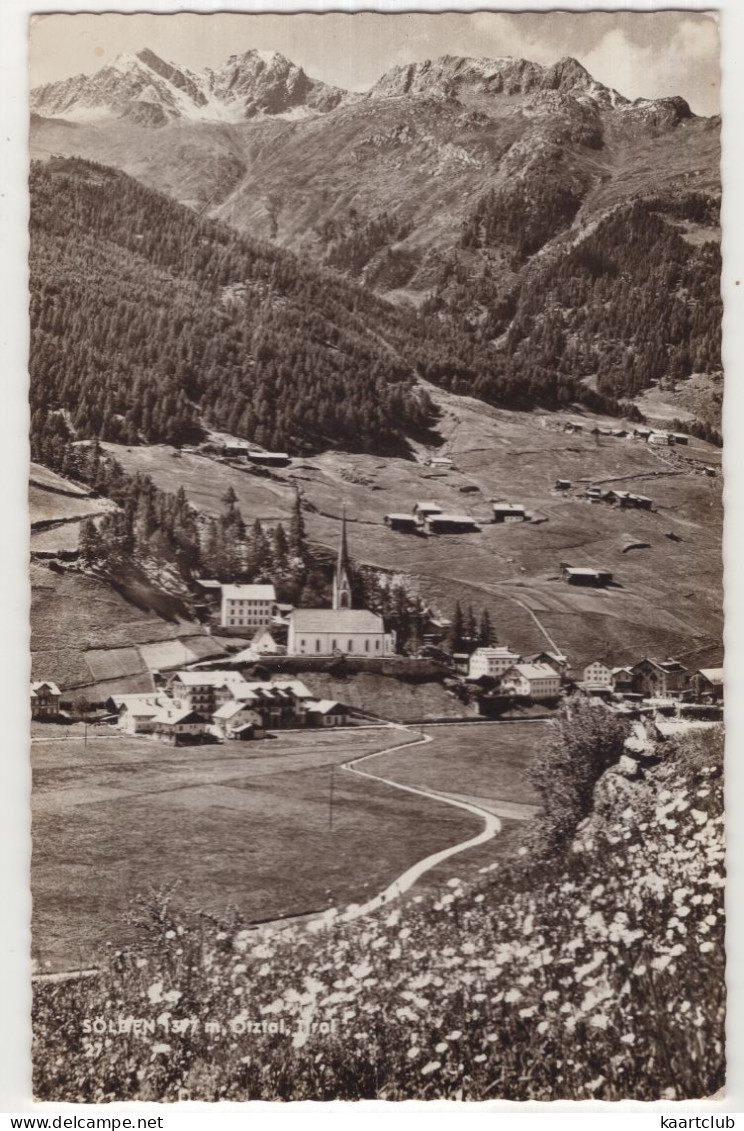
left=29, top=156, right=718, bottom=466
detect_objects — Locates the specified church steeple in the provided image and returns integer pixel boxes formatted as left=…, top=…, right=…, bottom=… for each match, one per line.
left=333, top=508, right=353, bottom=610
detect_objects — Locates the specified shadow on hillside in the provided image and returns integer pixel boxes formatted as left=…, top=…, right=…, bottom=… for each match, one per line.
left=109, top=572, right=190, bottom=623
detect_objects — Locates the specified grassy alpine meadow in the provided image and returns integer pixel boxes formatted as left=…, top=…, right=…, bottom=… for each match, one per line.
left=32, top=726, right=484, bottom=973
left=32, top=720, right=725, bottom=1102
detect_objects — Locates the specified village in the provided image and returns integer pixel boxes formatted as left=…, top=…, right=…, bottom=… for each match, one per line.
left=31, top=509, right=724, bottom=745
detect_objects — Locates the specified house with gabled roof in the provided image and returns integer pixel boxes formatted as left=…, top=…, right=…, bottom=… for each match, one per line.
left=631, top=657, right=689, bottom=698
left=31, top=681, right=61, bottom=720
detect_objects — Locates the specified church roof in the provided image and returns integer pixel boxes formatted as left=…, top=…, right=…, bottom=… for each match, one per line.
left=290, top=609, right=385, bottom=633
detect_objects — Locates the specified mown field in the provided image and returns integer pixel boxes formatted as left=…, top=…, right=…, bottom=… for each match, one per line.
left=97, top=385, right=722, bottom=671
left=32, top=725, right=490, bottom=972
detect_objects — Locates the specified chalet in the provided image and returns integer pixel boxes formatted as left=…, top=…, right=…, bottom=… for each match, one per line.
left=112, top=694, right=170, bottom=735
left=524, top=651, right=569, bottom=675
left=610, top=428, right=629, bottom=438
left=468, top=647, right=521, bottom=681
left=384, top=513, right=419, bottom=533
left=585, top=486, right=603, bottom=500
left=561, top=566, right=613, bottom=587
left=704, top=466, right=717, bottom=478
left=212, top=700, right=263, bottom=740
left=501, top=663, right=561, bottom=702
left=246, top=451, right=291, bottom=467
left=633, top=427, right=652, bottom=440
left=170, top=670, right=249, bottom=714
left=671, top=433, right=690, bottom=446
left=287, top=608, right=394, bottom=656
left=688, top=667, right=724, bottom=703
left=555, top=479, right=571, bottom=490
left=152, top=707, right=209, bottom=744
left=492, top=503, right=526, bottom=524
left=220, top=584, right=276, bottom=631
left=631, top=658, right=689, bottom=698
left=306, top=700, right=350, bottom=727
left=429, top=456, right=453, bottom=469
left=31, top=681, right=61, bottom=720
left=582, top=661, right=613, bottom=689
left=195, top=578, right=222, bottom=593
left=413, top=501, right=443, bottom=523
left=607, top=491, right=652, bottom=510
left=611, top=667, right=634, bottom=693
left=648, top=431, right=672, bottom=446
left=425, top=513, right=479, bottom=534
left=222, top=441, right=252, bottom=458
left=564, top=421, right=584, bottom=433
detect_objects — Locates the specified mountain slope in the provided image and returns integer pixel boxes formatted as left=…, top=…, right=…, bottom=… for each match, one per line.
left=29, top=51, right=722, bottom=421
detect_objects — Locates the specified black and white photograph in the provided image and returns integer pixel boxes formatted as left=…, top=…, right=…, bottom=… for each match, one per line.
left=24, top=7, right=725, bottom=1105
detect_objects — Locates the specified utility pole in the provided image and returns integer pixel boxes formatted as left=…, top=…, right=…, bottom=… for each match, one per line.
left=328, top=763, right=335, bottom=831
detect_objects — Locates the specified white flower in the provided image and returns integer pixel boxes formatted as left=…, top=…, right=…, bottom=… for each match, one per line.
left=421, top=1061, right=441, bottom=1076
left=147, top=982, right=163, bottom=1004
left=407, top=1046, right=420, bottom=1060
left=590, top=1014, right=610, bottom=1030
left=699, top=941, right=715, bottom=953
left=163, top=989, right=181, bottom=1004
left=151, top=1043, right=171, bottom=1056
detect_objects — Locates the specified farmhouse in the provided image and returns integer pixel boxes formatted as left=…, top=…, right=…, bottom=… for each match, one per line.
left=31, top=681, right=61, bottom=720
left=305, top=700, right=350, bottom=727
left=689, top=667, right=724, bottom=703
left=413, top=501, right=443, bottom=523
left=246, top=451, right=291, bottom=467
left=524, top=651, right=569, bottom=675
left=612, top=667, right=635, bottom=693
left=152, top=707, right=209, bottom=745
left=220, top=584, right=276, bottom=631
left=384, top=513, right=418, bottom=533
left=501, top=663, right=561, bottom=702
left=561, top=566, right=613, bottom=587
left=671, top=433, right=690, bottom=445
left=111, top=694, right=170, bottom=735
left=631, top=658, right=689, bottom=698
left=607, top=491, right=653, bottom=510
left=648, top=431, right=672, bottom=446
left=468, top=646, right=522, bottom=680
left=212, top=700, right=263, bottom=740
left=492, top=503, right=526, bottom=524
left=633, top=427, right=652, bottom=440
left=555, top=479, right=571, bottom=490
left=425, top=513, right=479, bottom=534
left=429, top=456, right=453, bottom=469
left=582, top=661, right=613, bottom=689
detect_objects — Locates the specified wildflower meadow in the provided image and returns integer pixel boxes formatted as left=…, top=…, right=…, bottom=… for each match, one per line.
left=32, top=710, right=725, bottom=1102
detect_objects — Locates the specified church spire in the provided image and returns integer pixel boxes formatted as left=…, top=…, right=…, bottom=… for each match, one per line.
left=333, top=507, right=353, bottom=610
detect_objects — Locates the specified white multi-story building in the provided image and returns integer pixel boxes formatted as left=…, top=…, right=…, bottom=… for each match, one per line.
left=220, top=584, right=276, bottom=630
left=582, top=661, right=613, bottom=688
left=501, top=663, right=561, bottom=701
left=468, top=647, right=521, bottom=680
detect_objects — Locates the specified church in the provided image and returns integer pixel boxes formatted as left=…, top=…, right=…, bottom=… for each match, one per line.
left=286, top=513, right=395, bottom=657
